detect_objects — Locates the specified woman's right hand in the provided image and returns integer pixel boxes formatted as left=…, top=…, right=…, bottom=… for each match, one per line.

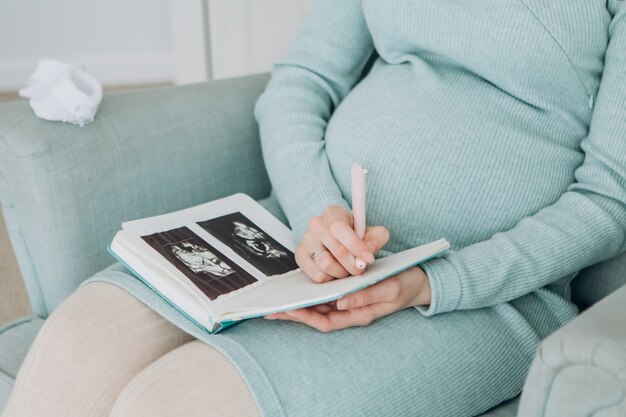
left=295, top=205, right=390, bottom=283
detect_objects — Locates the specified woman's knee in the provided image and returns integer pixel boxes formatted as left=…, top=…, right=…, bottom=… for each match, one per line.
left=5, top=283, right=194, bottom=417
left=32, top=282, right=192, bottom=364
left=110, top=340, right=260, bottom=417
left=7, top=283, right=192, bottom=416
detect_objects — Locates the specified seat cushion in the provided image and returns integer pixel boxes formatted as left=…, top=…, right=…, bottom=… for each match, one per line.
left=479, top=396, right=520, bottom=416
left=0, top=316, right=45, bottom=412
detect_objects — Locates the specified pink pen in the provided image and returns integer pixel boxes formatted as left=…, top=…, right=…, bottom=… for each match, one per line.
left=351, top=163, right=368, bottom=269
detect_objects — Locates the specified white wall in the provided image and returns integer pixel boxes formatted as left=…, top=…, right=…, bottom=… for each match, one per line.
left=0, top=0, right=174, bottom=91
left=0, top=0, right=315, bottom=92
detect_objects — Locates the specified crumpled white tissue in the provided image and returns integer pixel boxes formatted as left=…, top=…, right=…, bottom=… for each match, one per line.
left=19, top=59, right=103, bottom=127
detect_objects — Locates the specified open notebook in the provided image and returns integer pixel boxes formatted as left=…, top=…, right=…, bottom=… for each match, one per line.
left=109, top=193, right=450, bottom=333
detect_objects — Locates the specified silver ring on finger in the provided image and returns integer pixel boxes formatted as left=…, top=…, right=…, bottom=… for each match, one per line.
left=309, top=248, right=328, bottom=262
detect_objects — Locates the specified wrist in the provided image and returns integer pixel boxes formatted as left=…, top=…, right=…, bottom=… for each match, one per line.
left=409, top=266, right=432, bottom=307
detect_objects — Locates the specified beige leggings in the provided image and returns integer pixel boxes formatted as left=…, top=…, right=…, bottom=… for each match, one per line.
left=1, top=283, right=260, bottom=417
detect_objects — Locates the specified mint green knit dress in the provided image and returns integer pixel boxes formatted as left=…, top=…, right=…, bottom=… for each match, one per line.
left=92, top=1, right=626, bottom=415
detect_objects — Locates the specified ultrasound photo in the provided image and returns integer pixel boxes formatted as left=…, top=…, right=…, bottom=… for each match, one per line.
left=197, top=212, right=298, bottom=277
left=142, top=226, right=257, bottom=300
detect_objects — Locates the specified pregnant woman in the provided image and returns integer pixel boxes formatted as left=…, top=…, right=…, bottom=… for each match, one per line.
left=3, top=1, right=626, bottom=416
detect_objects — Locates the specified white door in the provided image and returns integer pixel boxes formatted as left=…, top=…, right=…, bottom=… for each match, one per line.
left=169, top=0, right=314, bottom=84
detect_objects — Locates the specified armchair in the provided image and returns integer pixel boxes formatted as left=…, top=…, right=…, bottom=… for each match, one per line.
left=0, top=74, right=624, bottom=416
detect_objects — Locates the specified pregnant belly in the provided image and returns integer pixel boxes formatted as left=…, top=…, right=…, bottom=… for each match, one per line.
left=324, top=64, right=584, bottom=251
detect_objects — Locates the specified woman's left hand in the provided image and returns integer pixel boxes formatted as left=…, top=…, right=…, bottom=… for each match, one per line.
left=264, top=266, right=432, bottom=332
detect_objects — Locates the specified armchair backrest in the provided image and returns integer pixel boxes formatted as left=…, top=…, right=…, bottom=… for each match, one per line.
left=0, top=74, right=272, bottom=317
left=572, top=252, right=626, bottom=310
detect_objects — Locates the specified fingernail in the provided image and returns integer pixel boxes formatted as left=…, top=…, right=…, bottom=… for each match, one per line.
left=284, top=311, right=295, bottom=317
left=367, top=240, right=378, bottom=251
left=361, top=251, right=375, bottom=264
left=264, top=315, right=277, bottom=320
left=355, top=258, right=366, bottom=269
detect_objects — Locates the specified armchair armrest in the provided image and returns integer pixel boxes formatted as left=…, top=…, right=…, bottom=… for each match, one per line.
left=0, top=73, right=271, bottom=316
left=518, top=284, right=626, bottom=417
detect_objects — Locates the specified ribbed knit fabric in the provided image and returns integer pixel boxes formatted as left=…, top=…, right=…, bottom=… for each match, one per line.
left=254, top=0, right=626, bottom=317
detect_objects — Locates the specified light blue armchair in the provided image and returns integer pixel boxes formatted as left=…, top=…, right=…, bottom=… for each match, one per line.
left=0, top=74, right=624, bottom=416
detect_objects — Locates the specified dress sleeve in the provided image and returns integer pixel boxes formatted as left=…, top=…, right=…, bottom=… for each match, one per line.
left=417, top=0, right=626, bottom=316
left=254, top=0, right=375, bottom=243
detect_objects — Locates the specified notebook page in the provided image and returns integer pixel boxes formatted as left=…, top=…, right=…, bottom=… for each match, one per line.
left=213, top=239, right=450, bottom=321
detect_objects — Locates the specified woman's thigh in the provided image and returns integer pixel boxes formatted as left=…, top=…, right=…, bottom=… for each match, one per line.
left=197, top=292, right=567, bottom=417
left=101, top=290, right=568, bottom=417
left=110, top=340, right=260, bottom=417
left=2, top=282, right=194, bottom=417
